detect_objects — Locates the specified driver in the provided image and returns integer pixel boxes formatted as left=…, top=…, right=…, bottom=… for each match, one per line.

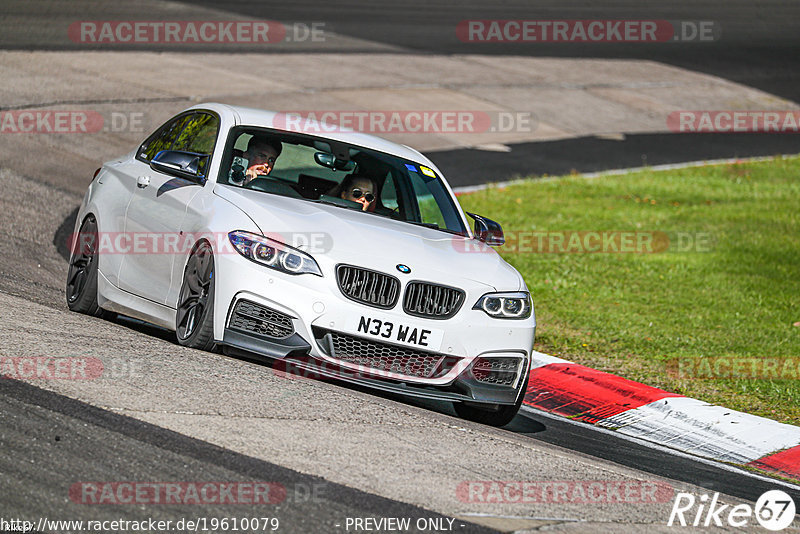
left=241, top=136, right=282, bottom=185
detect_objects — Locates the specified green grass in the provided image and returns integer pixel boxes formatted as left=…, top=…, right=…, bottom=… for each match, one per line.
left=458, top=156, right=800, bottom=425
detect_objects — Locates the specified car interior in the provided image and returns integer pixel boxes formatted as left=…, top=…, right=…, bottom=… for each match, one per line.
left=218, top=128, right=467, bottom=235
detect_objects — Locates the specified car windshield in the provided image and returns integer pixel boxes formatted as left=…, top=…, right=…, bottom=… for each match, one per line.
left=218, top=127, right=468, bottom=236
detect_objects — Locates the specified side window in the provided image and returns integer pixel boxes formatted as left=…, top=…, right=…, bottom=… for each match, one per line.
left=138, top=112, right=220, bottom=177
left=172, top=113, right=219, bottom=155
left=138, top=114, right=191, bottom=162
left=171, top=113, right=220, bottom=176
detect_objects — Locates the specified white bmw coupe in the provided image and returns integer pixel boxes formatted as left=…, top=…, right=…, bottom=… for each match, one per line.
left=66, top=103, right=536, bottom=426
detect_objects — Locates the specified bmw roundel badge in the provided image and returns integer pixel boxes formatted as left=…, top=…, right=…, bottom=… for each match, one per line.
left=396, top=264, right=411, bottom=274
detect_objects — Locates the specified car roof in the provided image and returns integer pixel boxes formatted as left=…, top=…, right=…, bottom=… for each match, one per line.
left=188, top=102, right=442, bottom=171
left=184, top=102, right=473, bottom=239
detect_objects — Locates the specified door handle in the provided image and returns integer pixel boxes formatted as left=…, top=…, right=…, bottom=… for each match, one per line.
left=137, top=176, right=151, bottom=189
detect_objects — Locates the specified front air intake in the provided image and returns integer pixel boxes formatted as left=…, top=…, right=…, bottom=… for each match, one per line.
left=403, top=281, right=465, bottom=319
left=336, top=264, right=400, bottom=309
left=229, top=299, right=294, bottom=339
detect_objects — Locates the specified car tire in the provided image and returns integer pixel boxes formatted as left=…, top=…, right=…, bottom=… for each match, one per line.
left=454, top=371, right=530, bottom=427
left=66, top=215, right=104, bottom=316
left=175, top=241, right=216, bottom=351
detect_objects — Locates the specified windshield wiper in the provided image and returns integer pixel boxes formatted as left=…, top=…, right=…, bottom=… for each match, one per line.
left=405, top=221, right=467, bottom=236
left=307, top=198, right=362, bottom=211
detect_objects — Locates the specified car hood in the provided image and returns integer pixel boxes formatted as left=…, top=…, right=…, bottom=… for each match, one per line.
left=214, top=185, right=522, bottom=292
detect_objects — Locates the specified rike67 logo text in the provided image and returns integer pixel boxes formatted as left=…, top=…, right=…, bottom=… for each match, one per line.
left=668, top=490, right=796, bottom=531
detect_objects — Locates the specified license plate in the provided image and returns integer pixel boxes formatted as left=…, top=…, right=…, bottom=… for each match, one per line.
left=347, top=314, right=444, bottom=352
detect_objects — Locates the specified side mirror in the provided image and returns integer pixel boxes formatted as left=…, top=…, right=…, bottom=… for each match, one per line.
left=151, top=150, right=208, bottom=183
left=466, top=212, right=505, bottom=246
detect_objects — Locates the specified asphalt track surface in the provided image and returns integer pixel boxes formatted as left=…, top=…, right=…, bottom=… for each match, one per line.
left=0, top=379, right=497, bottom=534
left=1, top=1, right=800, bottom=532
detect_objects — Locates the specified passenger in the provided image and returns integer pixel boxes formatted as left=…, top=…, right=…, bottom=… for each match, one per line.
left=331, top=174, right=378, bottom=212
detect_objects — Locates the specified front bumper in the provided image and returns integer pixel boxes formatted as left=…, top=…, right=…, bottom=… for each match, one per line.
left=222, top=325, right=529, bottom=405
left=213, top=251, right=535, bottom=405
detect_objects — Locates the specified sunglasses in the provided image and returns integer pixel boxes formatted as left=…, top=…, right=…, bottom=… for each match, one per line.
left=351, top=188, right=375, bottom=203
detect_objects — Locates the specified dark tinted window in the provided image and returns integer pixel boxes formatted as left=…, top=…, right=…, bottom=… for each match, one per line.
left=138, top=112, right=220, bottom=172
left=139, top=114, right=192, bottom=162
left=172, top=113, right=219, bottom=154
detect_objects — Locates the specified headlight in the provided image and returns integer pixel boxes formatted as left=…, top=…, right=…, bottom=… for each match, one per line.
left=228, top=231, right=322, bottom=276
left=473, top=292, right=532, bottom=319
